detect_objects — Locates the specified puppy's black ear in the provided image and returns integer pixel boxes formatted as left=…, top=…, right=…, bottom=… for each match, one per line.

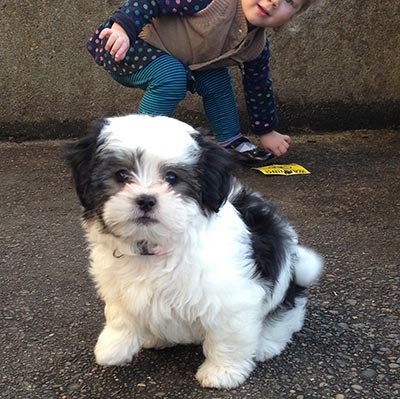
left=65, top=120, right=105, bottom=210
left=194, top=135, right=234, bottom=213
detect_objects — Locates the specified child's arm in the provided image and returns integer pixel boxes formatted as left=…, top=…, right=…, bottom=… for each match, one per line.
left=242, top=40, right=291, bottom=156
left=98, top=0, right=211, bottom=62
left=242, top=40, right=277, bottom=135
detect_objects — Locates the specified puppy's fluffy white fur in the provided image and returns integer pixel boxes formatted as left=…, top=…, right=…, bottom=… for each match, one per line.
left=66, top=114, right=323, bottom=389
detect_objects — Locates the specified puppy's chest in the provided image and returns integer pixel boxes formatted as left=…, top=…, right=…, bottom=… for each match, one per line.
left=107, top=261, right=199, bottom=310
left=125, top=278, right=199, bottom=317
left=92, top=248, right=214, bottom=340
left=124, top=278, right=205, bottom=341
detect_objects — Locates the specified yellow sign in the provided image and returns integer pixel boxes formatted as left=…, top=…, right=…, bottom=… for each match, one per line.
left=253, top=163, right=311, bottom=176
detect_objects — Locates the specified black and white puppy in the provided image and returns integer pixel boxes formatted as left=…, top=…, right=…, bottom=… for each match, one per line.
left=66, top=114, right=323, bottom=389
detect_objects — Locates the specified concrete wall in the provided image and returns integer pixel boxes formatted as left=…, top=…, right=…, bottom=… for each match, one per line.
left=1, top=0, right=399, bottom=140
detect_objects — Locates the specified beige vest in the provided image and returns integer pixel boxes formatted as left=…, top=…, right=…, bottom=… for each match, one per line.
left=139, top=0, right=266, bottom=70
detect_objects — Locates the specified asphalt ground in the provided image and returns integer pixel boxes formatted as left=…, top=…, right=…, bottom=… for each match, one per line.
left=1, top=129, right=399, bottom=399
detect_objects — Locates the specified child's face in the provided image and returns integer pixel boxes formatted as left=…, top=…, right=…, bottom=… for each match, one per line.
left=241, top=0, right=305, bottom=28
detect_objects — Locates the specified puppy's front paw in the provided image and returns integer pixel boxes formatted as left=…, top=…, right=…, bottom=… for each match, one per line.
left=94, top=326, right=140, bottom=366
left=195, top=360, right=253, bottom=389
left=142, top=336, right=175, bottom=350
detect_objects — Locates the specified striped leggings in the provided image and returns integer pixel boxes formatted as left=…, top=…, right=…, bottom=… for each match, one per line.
left=110, top=54, right=241, bottom=145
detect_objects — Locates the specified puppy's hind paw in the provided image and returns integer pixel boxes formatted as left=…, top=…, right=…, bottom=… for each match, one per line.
left=195, top=360, right=253, bottom=389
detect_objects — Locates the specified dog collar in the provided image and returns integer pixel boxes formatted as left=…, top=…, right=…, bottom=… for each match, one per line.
left=134, top=240, right=156, bottom=255
left=113, top=240, right=168, bottom=258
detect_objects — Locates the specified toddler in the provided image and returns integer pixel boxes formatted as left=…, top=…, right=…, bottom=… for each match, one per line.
left=87, top=0, right=315, bottom=165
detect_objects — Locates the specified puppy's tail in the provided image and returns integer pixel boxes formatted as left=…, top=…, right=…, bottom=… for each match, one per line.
left=294, top=246, right=323, bottom=288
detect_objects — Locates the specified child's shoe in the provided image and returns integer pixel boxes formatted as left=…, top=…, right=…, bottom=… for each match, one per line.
left=225, top=136, right=274, bottom=166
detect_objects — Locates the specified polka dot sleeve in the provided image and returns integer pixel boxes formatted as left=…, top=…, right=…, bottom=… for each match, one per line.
left=87, top=0, right=210, bottom=69
left=110, top=0, right=211, bottom=46
left=242, top=40, right=278, bottom=135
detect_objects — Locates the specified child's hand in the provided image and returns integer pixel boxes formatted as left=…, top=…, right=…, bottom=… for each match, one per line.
left=259, top=130, right=291, bottom=157
left=99, top=23, right=130, bottom=62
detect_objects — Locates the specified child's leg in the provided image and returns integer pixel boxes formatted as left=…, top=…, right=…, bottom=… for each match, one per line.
left=111, top=54, right=187, bottom=116
left=194, top=69, right=273, bottom=165
left=193, top=68, right=241, bottom=145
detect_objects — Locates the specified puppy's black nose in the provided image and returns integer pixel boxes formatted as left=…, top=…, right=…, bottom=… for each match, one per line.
left=136, top=194, right=157, bottom=212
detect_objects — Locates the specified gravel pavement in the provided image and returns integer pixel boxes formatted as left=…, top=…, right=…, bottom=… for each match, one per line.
left=1, top=130, right=399, bottom=399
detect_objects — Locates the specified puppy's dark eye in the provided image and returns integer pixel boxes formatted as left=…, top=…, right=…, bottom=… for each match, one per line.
left=115, top=169, right=131, bottom=183
left=164, top=171, right=178, bottom=185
